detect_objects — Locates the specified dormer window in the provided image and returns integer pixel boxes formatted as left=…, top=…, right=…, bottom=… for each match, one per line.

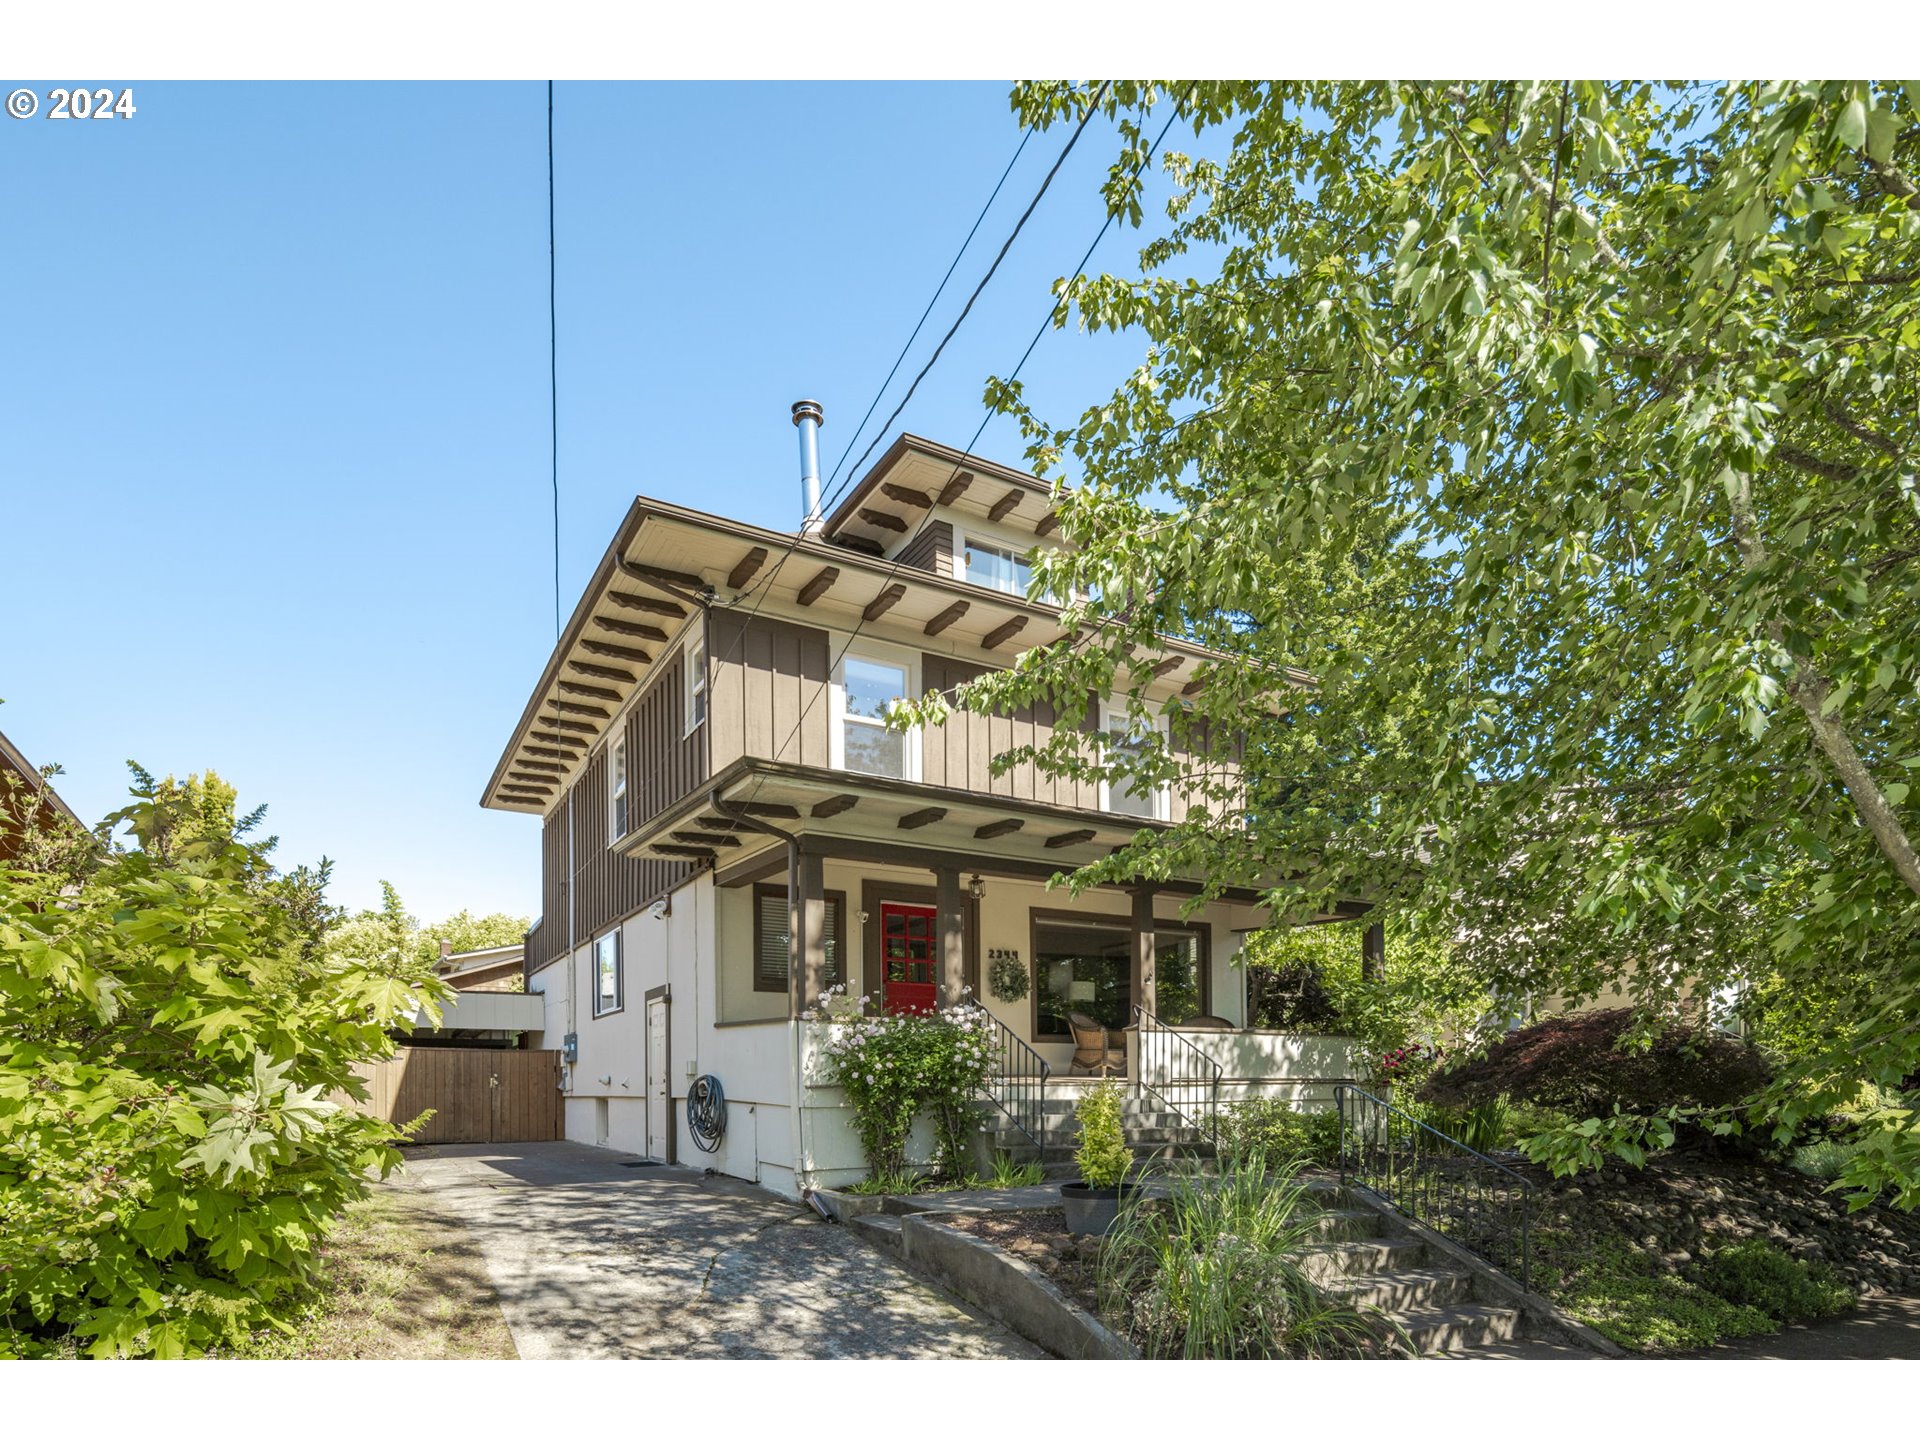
left=962, top=536, right=1033, bottom=597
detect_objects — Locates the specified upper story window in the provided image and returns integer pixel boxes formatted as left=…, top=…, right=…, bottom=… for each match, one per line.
left=836, top=651, right=917, bottom=780
left=684, top=631, right=708, bottom=734
left=608, top=734, right=629, bottom=840
left=962, top=535, right=1034, bottom=598
left=1100, top=700, right=1167, bottom=821
left=592, top=929, right=623, bottom=1016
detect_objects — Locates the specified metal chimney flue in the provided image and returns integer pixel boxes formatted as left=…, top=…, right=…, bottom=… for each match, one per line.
left=792, top=399, right=825, bottom=535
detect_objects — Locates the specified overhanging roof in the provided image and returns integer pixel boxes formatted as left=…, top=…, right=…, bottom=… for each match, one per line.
left=480, top=435, right=1312, bottom=817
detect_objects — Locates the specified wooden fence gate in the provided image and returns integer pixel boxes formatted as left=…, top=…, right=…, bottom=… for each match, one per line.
left=347, top=1047, right=564, bottom=1144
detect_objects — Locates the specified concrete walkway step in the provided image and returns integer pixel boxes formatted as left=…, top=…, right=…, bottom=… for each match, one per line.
left=1321, top=1265, right=1477, bottom=1311
left=1302, top=1208, right=1384, bottom=1240
left=1299, top=1235, right=1428, bottom=1280
left=1395, top=1302, right=1526, bottom=1354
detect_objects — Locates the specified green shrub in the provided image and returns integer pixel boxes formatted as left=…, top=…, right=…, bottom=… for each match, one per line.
left=1074, top=1079, right=1133, bottom=1190
left=809, top=994, right=995, bottom=1183
left=1422, top=1007, right=1771, bottom=1117
left=1098, top=1156, right=1381, bottom=1358
left=1697, top=1240, right=1854, bottom=1324
left=1537, top=1238, right=1777, bottom=1353
left=1219, top=1097, right=1341, bottom=1169
left=0, top=771, right=448, bottom=1358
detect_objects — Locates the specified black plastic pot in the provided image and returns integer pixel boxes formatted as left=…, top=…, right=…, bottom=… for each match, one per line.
left=1061, top=1181, right=1131, bottom=1236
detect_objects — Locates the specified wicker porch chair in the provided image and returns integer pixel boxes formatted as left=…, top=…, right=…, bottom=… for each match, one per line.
left=1067, top=1010, right=1126, bottom=1078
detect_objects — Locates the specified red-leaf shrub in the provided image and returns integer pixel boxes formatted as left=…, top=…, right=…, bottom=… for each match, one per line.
left=1420, top=1008, right=1771, bottom=1116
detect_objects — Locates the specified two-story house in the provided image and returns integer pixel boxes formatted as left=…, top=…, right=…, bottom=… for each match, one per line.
left=483, top=409, right=1363, bottom=1196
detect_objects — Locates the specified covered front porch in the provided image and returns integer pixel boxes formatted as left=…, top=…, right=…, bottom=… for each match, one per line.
left=625, top=757, right=1374, bottom=1119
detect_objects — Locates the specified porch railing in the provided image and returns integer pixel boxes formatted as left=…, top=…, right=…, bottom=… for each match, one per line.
left=1334, top=1083, right=1535, bottom=1291
left=1132, top=1003, right=1222, bottom=1149
left=974, top=1004, right=1051, bottom=1160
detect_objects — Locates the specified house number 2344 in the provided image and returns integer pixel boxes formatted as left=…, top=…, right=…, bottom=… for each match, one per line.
left=987, top=947, right=1020, bottom=962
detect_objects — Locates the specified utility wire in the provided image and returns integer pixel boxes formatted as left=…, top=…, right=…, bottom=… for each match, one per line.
left=818, top=123, right=1036, bottom=498
left=729, top=95, right=1185, bottom=822
left=703, top=93, right=1108, bottom=691
left=548, top=80, right=561, bottom=639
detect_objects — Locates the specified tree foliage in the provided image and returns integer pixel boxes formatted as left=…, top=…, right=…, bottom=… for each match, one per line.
left=0, top=768, right=448, bottom=1357
left=921, top=81, right=1920, bottom=1203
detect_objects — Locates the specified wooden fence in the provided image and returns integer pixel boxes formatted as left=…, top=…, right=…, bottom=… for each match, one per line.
left=346, top=1047, right=564, bottom=1145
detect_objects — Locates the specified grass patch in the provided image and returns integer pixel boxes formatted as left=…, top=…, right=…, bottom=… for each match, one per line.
left=224, top=1191, right=516, bottom=1360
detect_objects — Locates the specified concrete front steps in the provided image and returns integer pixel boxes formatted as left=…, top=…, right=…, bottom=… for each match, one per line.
left=1299, top=1200, right=1533, bottom=1356
left=976, top=1092, right=1215, bottom=1169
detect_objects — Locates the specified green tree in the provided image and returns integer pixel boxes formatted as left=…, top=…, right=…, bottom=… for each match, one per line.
left=0, top=767, right=449, bottom=1356
left=921, top=82, right=1920, bottom=1204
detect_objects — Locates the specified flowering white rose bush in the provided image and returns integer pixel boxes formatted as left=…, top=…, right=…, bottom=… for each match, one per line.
left=806, top=987, right=997, bottom=1184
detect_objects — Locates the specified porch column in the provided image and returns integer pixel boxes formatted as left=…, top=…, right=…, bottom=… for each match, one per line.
left=789, top=846, right=829, bottom=1018
left=1131, top=885, right=1157, bottom=1017
left=935, top=866, right=967, bottom=1007
left=1361, top=920, right=1385, bottom=984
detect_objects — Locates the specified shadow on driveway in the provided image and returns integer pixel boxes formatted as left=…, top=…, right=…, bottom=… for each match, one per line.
left=386, top=1141, right=1041, bottom=1360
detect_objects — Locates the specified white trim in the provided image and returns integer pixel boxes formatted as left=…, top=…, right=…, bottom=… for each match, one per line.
left=607, top=732, right=629, bottom=842
left=683, top=630, right=708, bottom=737
left=591, top=929, right=624, bottom=1017
left=830, top=640, right=921, bottom=782
left=950, top=521, right=1035, bottom=599
left=1098, top=697, right=1169, bottom=822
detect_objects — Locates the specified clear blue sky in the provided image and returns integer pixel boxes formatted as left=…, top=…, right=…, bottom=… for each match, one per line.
left=1, top=81, right=1181, bottom=924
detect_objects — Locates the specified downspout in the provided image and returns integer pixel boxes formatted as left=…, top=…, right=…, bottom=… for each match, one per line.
left=710, top=792, right=811, bottom=1197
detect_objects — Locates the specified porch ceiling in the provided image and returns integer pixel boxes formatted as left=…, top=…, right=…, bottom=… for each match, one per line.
left=611, top=756, right=1279, bottom=903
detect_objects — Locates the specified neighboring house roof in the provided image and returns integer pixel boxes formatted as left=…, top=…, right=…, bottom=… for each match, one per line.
left=0, top=727, right=85, bottom=860
left=480, top=433, right=1306, bottom=817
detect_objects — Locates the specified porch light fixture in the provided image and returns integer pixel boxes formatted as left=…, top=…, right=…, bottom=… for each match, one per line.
left=968, top=874, right=986, bottom=901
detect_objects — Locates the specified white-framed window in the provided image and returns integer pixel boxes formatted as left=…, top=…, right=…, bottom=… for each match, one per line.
left=1099, top=699, right=1168, bottom=821
left=832, top=646, right=918, bottom=781
left=960, top=533, right=1034, bottom=597
left=608, top=734, right=629, bottom=841
left=684, top=630, right=708, bottom=735
left=592, top=929, right=623, bottom=1017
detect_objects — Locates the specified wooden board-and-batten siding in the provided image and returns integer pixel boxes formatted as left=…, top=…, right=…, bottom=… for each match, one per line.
left=707, top=610, right=834, bottom=772
left=345, top=1048, right=564, bottom=1145
left=896, top=520, right=955, bottom=579
left=533, top=639, right=703, bottom=972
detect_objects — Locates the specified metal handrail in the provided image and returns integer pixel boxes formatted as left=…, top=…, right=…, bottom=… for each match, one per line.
left=1132, top=1003, right=1222, bottom=1148
left=974, top=1004, right=1051, bottom=1160
left=1334, top=1083, right=1536, bottom=1290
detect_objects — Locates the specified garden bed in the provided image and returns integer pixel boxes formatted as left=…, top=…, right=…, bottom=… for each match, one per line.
left=937, top=1208, right=1104, bottom=1317
left=1483, top=1153, right=1920, bottom=1353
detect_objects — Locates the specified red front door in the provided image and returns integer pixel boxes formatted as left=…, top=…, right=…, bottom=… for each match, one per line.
left=881, top=902, right=938, bottom=1013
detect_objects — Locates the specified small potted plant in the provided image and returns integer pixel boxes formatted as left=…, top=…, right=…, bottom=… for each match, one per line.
left=1061, top=1079, right=1133, bottom=1236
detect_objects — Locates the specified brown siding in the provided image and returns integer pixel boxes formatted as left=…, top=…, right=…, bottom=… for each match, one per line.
left=1167, top=710, right=1245, bottom=824
left=707, top=611, right=833, bottom=772
left=626, top=641, right=705, bottom=830
left=530, top=644, right=702, bottom=972
left=898, top=520, right=954, bottom=578
left=920, top=654, right=1103, bottom=809
left=568, top=747, right=692, bottom=948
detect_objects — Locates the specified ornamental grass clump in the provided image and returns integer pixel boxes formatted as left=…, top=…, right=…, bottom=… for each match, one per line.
left=1098, top=1155, right=1382, bottom=1359
left=808, top=990, right=995, bottom=1184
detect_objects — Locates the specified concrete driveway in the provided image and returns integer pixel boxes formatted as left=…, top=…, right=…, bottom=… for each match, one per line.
left=385, top=1142, right=1041, bottom=1360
